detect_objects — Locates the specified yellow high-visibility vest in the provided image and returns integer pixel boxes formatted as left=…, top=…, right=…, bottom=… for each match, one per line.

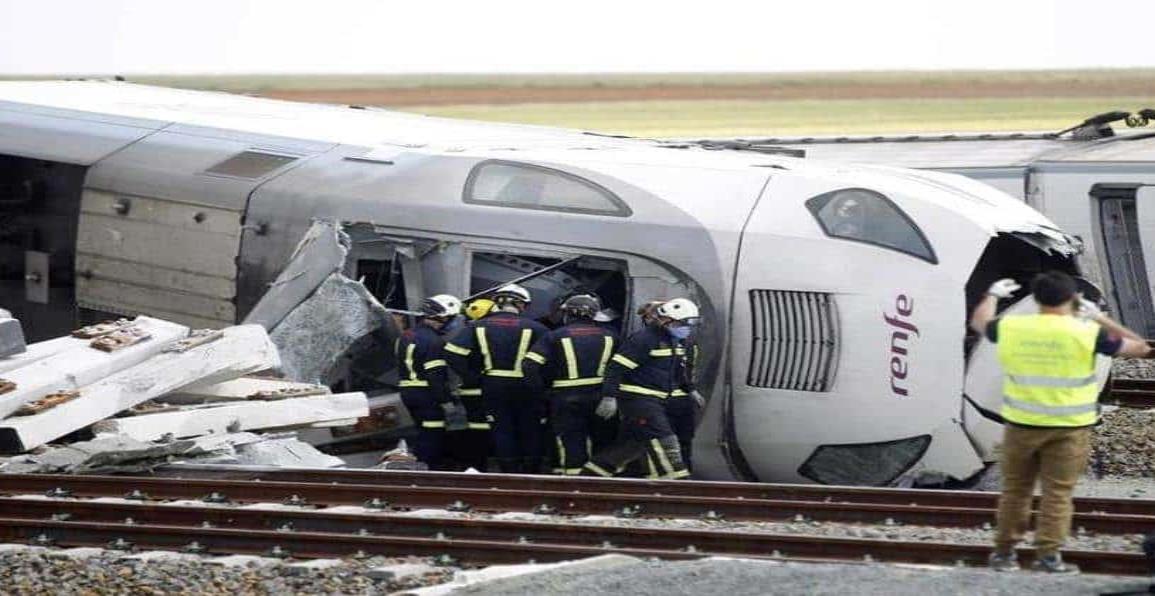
left=996, top=314, right=1101, bottom=427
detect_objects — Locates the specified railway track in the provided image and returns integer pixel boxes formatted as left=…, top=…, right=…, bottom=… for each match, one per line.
left=1105, top=378, right=1155, bottom=408
left=0, top=472, right=1149, bottom=575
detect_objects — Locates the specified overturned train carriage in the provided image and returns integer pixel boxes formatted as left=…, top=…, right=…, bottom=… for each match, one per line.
left=0, top=81, right=1084, bottom=485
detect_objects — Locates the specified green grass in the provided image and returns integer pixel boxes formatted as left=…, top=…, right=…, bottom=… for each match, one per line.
left=403, top=96, right=1155, bottom=137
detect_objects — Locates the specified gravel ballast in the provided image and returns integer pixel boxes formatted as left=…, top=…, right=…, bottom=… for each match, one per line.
left=0, top=549, right=452, bottom=595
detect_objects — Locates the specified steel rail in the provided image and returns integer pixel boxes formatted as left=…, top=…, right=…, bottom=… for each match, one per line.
left=5, top=474, right=1155, bottom=535
left=0, top=510, right=1144, bottom=575
left=1105, top=379, right=1155, bottom=408
left=157, top=465, right=1155, bottom=517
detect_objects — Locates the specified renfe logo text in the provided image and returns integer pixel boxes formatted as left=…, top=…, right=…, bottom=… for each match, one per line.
left=884, top=294, right=918, bottom=397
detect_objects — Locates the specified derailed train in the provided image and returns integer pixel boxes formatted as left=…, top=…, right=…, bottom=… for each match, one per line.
left=0, top=81, right=1089, bottom=485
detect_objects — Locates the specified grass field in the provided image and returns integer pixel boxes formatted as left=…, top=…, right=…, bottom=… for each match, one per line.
left=6, top=70, right=1153, bottom=137
left=406, top=96, right=1155, bottom=138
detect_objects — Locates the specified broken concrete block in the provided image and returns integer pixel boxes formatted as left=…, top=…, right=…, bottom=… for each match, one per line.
left=0, top=317, right=189, bottom=419
left=234, top=437, right=345, bottom=468
left=92, top=393, right=367, bottom=442
left=158, top=377, right=329, bottom=405
left=269, top=273, right=389, bottom=384
left=283, top=559, right=346, bottom=576
left=0, top=317, right=25, bottom=358
left=10, top=433, right=263, bottom=474
left=0, top=325, right=278, bottom=453
left=243, top=220, right=350, bottom=331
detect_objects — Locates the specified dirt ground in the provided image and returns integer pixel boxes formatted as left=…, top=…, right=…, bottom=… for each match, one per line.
left=262, top=78, right=1155, bottom=107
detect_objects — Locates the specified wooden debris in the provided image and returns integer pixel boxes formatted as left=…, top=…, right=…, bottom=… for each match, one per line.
left=15, top=391, right=80, bottom=416
left=163, top=329, right=224, bottom=354
left=89, top=327, right=151, bottom=352
left=71, top=319, right=134, bottom=339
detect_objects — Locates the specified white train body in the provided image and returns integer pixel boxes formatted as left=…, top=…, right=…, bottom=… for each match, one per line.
left=0, top=82, right=1084, bottom=484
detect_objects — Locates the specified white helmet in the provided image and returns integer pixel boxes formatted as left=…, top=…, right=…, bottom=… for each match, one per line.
left=421, top=294, right=462, bottom=318
left=657, top=298, right=700, bottom=322
left=492, top=283, right=532, bottom=304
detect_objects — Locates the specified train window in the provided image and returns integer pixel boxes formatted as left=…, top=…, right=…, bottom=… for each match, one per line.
left=204, top=150, right=298, bottom=179
left=806, top=188, right=937, bottom=264
left=464, top=160, right=630, bottom=216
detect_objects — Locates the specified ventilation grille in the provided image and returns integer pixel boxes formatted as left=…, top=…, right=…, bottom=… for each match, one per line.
left=747, top=290, right=839, bottom=391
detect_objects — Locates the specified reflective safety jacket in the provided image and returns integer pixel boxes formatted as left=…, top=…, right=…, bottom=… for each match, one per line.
left=394, top=323, right=451, bottom=402
left=444, top=311, right=549, bottom=382
left=603, top=325, right=698, bottom=399
left=997, top=314, right=1101, bottom=428
left=523, top=321, right=619, bottom=390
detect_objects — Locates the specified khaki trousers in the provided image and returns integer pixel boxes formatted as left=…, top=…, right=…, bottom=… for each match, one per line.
left=994, top=425, right=1091, bottom=557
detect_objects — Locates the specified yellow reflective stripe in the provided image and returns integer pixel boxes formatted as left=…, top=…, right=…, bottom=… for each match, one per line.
left=561, top=337, right=579, bottom=379
left=597, top=336, right=613, bottom=377
left=612, top=354, right=639, bottom=369
left=552, top=377, right=603, bottom=388
left=486, top=370, right=524, bottom=378
left=524, top=351, right=546, bottom=365
left=670, top=389, right=688, bottom=397
left=456, top=388, right=482, bottom=397
left=399, top=380, right=431, bottom=387
left=514, top=329, right=532, bottom=368
left=405, top=343, right=419, bottom=383
left=444, top=343, right=471, bottom=356
left=1003, top=396, right=1098, bottom=416
left=649, top=348, right=673, bottom=357
left=424, top=359, right=447, bottom=370
left=583, top=462, right=614, bottom=477
left=646, top=453, right=659, bottom=479
left=1007, top=374, right=1097, bottom=388
left=562, top=468, right=584, bottom=476
left=476, top=328, right=494, bottom=371
left=651, top=438, right=675, bottom=476
left=421, top=420, right=445, bottom=428
left=668, top=469, right=691, bottom=479
left=467, top=422, right=491, bottom=430
left=586, top=437, right=592, bottom=459
left=620, top=384, right=670, bottom=398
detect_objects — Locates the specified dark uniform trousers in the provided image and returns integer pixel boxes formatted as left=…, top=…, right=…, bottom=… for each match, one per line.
left=441, top=389, right=492, bottom=471
left=483, top=378, right=546, bottom=471
left=583, top=395, right=688, bottom=479
left=399, top=388, right=444, bottom=469
left=550, top=387, right=616, bottom=475
left=662, top=395, right=697, bottom=472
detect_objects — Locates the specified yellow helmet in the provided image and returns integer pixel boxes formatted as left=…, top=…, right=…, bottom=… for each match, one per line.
left=465, top=298, right=496, bottom=320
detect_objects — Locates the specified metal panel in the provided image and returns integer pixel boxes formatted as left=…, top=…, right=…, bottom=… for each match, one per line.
left=747, top=289, right=839, bottom=392
left=1096, top=188, right=1155, bottom=336
left=75, top=190, right=241, bottom=327
left=0, top=102, right=161, bottom=165
left=23, top=252, right=49, bottom=304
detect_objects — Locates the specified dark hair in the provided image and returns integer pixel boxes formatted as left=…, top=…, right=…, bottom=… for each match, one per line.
left=1031, top=271, right=1078, bottom=307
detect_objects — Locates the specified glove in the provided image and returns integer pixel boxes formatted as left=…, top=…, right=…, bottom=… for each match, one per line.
left=689, top=390, right=706, bottom=410
left=440, top=400, right=469, bottom=432
left=594, top=396, right=618, bottom=420
left=986, top=278, right=1021, bottom=299
left=1077, top=297, right=1102, bottom=320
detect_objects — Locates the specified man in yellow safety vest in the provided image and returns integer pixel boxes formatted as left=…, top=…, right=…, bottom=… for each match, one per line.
left=971, top=271, right=1153, bottom=573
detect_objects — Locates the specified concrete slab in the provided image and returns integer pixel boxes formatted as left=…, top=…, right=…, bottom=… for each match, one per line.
left=0, top=317, right=26, bottom=358
left=0, top=316, right=189, bottom=420
left=234, top=437, right=346, bottom=468
left=93, top=393, right=368, bottom=442
left=0, top=324, right=278, bottom=453
left=159, top=377, right=329, bottom=405
left=121, top=550, right=203, bottom=564
left=0, top=335, right=87, bottom=375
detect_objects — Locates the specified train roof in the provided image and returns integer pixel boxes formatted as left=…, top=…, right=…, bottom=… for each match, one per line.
left=722, top=128, right=1155, bottom=169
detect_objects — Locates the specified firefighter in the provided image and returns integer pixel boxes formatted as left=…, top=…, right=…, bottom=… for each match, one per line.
left=582, top=298, right=702, bottom=479
left=523, top=293, right=619, bottom=475
left=395, top=294, right=464, bottom=470
left=972, top=272, right=1153, bottom=573
left=443, top=298, right=497, bottom=471
left=446, top=284, right=550, bottom=473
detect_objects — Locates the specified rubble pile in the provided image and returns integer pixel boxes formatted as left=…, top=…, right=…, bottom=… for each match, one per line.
left=0, top=315, right=369, bottom=473
left=1091, top=406, right=1155, bottom=478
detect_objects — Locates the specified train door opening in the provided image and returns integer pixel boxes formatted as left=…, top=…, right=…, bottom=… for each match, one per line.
left=0, top=155, right=85, bottom=340
left=468, top=251, right=629, bottom=332
left=1092, top=184, right=1155, bottom=337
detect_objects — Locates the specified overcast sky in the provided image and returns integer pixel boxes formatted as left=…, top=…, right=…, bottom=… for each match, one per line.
left=0, top=0, right=1149, bottom=75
